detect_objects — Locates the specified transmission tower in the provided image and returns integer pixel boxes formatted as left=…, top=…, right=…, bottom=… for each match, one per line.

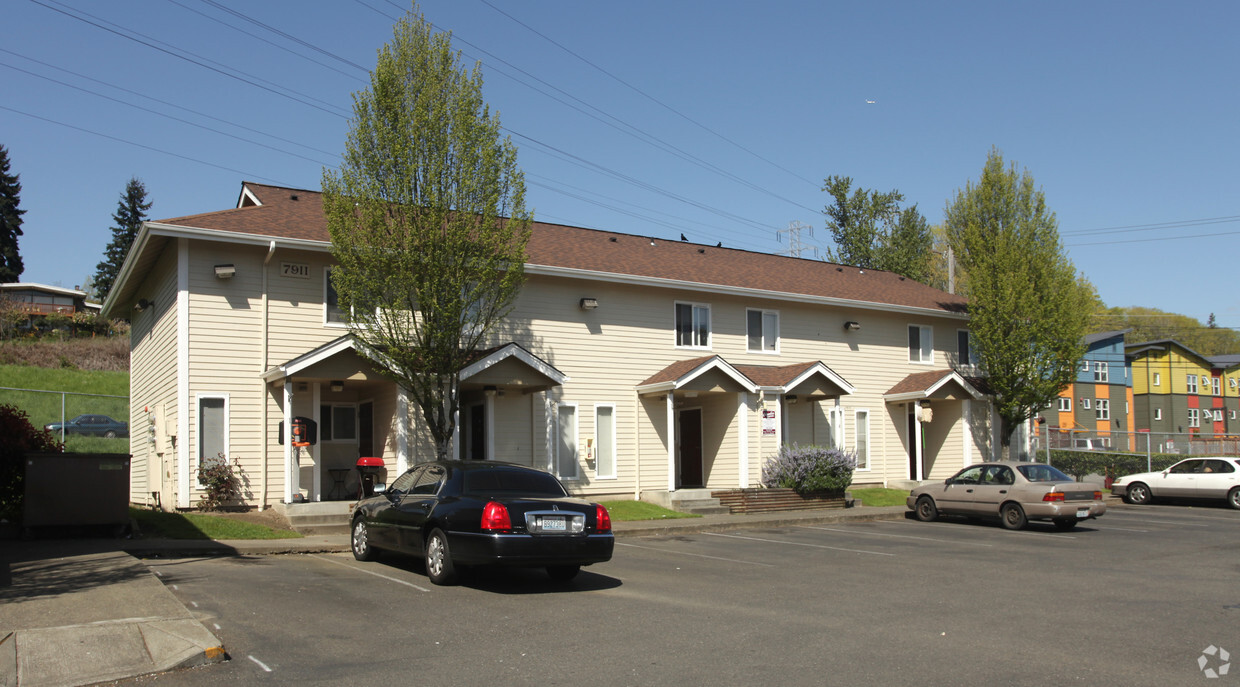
left=776, top=221, right=817, bottom=258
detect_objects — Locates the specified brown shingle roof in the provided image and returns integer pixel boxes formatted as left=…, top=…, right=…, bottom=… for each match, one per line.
left=156, top=182, right=968, bottom=314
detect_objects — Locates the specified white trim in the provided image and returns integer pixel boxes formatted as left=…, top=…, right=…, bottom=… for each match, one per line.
left=665, top=393, right=675, bottom=491
left=738, top=393, right=749, bottom=488
left=195, top=393, right=230, bottom=465
left=961, top=399, right=972, bottom=468
left=283, top=381, right=294, bottom=503
left=312, top=383, right=322, bottom=501
left=908, top=324, right=934, bottom=365
left=459, top=342, right=569, bottom=385
left=554, top=402, right=580, bottom=481
left=884, top=370, right=984, bottom=403
left=636, top=355, right=758, bottom=395
left=745, top=307, right=780, bottom=354
left=176, top=238, right=191, bottom=509
left=783, top=361, right=857, bottom=396
left=396, top=387, right=410, bottom=474
left=854, top=408, right=871, bottom=471
left=593, top=403, right=617, bottom=480
left=673, top=300, right=712, bottom=350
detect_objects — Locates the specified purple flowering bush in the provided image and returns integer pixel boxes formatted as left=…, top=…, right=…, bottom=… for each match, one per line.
left=761, top=444, right=857, bottom=494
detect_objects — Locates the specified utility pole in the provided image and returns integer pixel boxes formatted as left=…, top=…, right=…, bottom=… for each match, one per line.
left=777, top=221, right=816, bottom=258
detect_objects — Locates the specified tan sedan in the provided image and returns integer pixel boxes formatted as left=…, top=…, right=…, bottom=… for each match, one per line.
left=907, top=461, right=1106, bottom=530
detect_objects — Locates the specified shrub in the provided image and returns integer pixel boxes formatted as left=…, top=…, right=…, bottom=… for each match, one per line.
left=197, top=454, right=242, bottom=511
left=761, top=444, right=856, bottom=494
left=1049, top=450, right=1184, bottom=481
left=0, top=404, right=64, bottom=521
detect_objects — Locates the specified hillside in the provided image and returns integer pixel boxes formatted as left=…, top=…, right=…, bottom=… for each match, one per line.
left=0, top=337, right=130, bottom=372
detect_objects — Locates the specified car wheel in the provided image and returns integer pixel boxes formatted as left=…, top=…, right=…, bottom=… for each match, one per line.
left=104, top=430, right=117, bottom=438
left=1052, top=519, right=1078, bottom=531
left=547, top=565, right=580, bottom=582
left=351, top=518, right=378, bottom=561
left=1125, top=483, right=1152, bottom=505
left=914, top=496, right=938, bottom=522
left=1000, top=503, right=1027, bottom=530
left=425, top=528, right=458, bottom=586
left=1228, top=487, right=1240, bottom=511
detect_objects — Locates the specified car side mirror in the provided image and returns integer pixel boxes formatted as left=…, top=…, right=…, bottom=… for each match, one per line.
left=374, top=483, right=386, bottom=494
left=944, top=478, right=955, bottom=485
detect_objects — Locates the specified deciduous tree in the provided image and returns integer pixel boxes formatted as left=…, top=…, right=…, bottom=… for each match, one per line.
left=822, top=175, right=933, bottom=282
left=322, top=5, right=531, bottom=460
left=94, top=178, right=152, bottom=301
left=945, top=149, right=1093, bottom=451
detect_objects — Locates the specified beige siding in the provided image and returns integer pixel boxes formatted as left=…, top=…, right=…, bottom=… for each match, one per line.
left=128, top=244, right=180, bottom=508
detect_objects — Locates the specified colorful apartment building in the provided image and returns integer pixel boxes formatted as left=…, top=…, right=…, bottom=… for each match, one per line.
left=1039, top=329, right=1134, bottom=448
left=1127, top=339, right=1236, bottom=438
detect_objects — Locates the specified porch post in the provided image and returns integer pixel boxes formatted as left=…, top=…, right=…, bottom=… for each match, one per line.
left=311, top=382, right=321, bottom=501
left=396, top=386, right=409, bottom=473
left=738, top=392, right=749, bottom=488
left=485, top=392, right=496, bottom=460
left=283, top=381, right=294, bottom=503
left=666, top=392, right=676, bottom=491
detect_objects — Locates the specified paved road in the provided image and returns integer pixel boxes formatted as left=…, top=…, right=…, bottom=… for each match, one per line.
left=115, top=505, right=1240, bottom=686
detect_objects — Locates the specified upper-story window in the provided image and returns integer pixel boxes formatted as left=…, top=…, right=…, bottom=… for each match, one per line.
left=1058, top=397, right=1072, bottom=412
left=1093, top=362, right=1109, bottom=383
left=1186, top=374, right=1198, bottom=394
left=1081, top=360, right=1090, bottom=372
left=956, top=330, right=976, bottom=366
left=1095, top=399, right=1110, bottom=420
left=1188, top=408, right=1200, bottom=428
left=675, top=302, right=711, bottom=349
left=1152, top=372, right=1161, bottom=386
left=1212, top=377, right=1221, bottom=395
left=746, top=309, right=779, bottom=353
left=325, top=268, right=348, bottom=325
left=908, top=325, right=933, bottom=364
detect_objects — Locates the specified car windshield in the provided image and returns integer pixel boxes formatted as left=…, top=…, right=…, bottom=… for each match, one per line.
left=1017, top=464, right=1074, bottom=483
left=463, top=468, right=567, bottom=497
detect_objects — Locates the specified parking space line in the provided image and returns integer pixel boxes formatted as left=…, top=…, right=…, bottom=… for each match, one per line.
left=313, top=555, right=432, bottom=592
left=1104, top=514, right=1210, bottom=527
left=616, top=542, right=774, bottom=567
left=703, top=532, right=895, bottom=556
left=799, top=525, right=995, bottom=547
left=1093, top=525, right=1151, bottom=532
left=876, top=520, right=1077, bottom=539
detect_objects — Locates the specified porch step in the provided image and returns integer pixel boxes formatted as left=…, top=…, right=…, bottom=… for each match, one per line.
left=668, top=489, right=731, bottom=516
left=274, top=500, right=356, bottom=536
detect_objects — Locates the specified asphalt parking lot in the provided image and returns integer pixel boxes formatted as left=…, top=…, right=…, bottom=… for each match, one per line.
left=124, top=504, right=1240, bottom=686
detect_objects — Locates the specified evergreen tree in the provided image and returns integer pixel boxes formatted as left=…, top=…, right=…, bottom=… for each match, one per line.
left=822, top=175, right=933, bottom=282
left=94, top=178, right=152, bottom=301
left=0, top=145, right=25, bottom=283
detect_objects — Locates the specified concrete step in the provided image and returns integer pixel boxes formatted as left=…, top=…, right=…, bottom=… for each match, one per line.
left=668, top=491, right=729, bottom=516
left=275, top=501, right=355, bottom=535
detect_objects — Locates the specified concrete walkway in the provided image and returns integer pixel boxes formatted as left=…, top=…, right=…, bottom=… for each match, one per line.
left=1, top=504, right=908, bottom=686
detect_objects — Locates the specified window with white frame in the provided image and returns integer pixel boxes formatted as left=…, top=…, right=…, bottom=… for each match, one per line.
left=198, top=395, right=227, bottom=463
left=908, top=325, right=933, bottom=364
left=1188, top=408, right=1200, bottom=428
left=1058, top=397, right=1072, bottom=412
left=957, top=330, right=975, bottom=366
left=854, top=410, right=870, bottom=470
left=746, top=309, right=779, bottom=353
left=1081, top=398, right=1091, bottom=410
left=556, top=403, right=579, bottom=480
left=1231, top=410, right=1237, bottom=420
left=1186, top=374, right=1198, bottom=394
left=1081, top=360, right=1090, bottom=372
left=1093, top=362, right=1109, bottom=383
left=674, top=302, right=710, bottom=348
left=594, top=404, right=616, bottom=480
left=325, top=268, right=348, bottom=325
left=1213, top=409, right=1223, bottom=422
left=320, top=404, right=357, bottom=442
left=1095, top=399, right=1110, bottom=420
left=824, top=405, right=845, bottom=449
left=1212, top=377, right=1221, bottom=395
left=1153, top=372, right=1161, bottom=386
left=1154, top=408, right=1162, bottom=421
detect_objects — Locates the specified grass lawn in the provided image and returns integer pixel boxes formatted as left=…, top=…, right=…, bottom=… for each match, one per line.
left=129, top=508, right=302, bottom=540
left=0, top=363, right=131, bottom=453
left=850, top=487, right=911, bottom=507
left=601, top=500, right=700, bottom=521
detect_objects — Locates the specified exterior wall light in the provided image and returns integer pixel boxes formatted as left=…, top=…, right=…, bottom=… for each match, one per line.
left=579, top=298, right=599, bottom=310
left=844, top=321, right=861, bottom=331
left=214, top=264, right=236, bottom=279
left=330, top=381, right=344, bottom=392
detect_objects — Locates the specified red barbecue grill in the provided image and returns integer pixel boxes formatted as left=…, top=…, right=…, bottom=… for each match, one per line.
left=356, top=457, right=385, bottom=499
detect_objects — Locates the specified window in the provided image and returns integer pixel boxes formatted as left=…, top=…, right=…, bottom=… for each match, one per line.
left=1231, top=410, right=1237, bottom=420
left=1188, top=408, right=1200, bottom=428
left=1186, top=375, right=1198, bottom=394
left=198, top=395, right=227, bottom=462
left=1154, top=408, right=1162, bottom=421
left=1081, top=360, right=1091, bottom=372
left=828, top=406, right=845, bottom=449
left=746, top=309, right=779, bottom=353
left=325, top=268, right=348, bottom=325
left=1212, top=377, right=1221, bottom=395
left=555, top=403, right=579, bottom=480
left=675, top=302, right=710, bottom=348
left=854, top=410, right=870, bottom=471
left=957, top=330, right=975, bottom=366
left=1093, top=362, right=1108, bottom=383
left=1153, top=372, right=1161, bottom=386
left=1213, top=410, right=1223, bottom=422
left=320, top=404, right=357, bottom=442
left=594, top=404, right=616, bottom=480
left=1058, top=397, right=1072, bottom=412
left=1081, top=398, right=1091, bottom=410
left=908, top=325, right=933, bottom=364
left=410, top=465, right=446, bottom=495
left=1095, top=399, right=1109, bottom=421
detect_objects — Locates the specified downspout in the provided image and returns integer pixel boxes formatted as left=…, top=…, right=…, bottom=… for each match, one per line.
left=261, top=241, right=275, bottom=508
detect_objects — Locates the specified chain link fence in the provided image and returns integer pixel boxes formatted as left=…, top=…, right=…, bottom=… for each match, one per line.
left=1033, top=426, right=1239, bottom=482
left=0, top=386, right=130, bottom=452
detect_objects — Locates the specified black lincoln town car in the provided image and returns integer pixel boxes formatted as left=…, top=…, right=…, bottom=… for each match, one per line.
left=350, top=460, right=614, bottom=585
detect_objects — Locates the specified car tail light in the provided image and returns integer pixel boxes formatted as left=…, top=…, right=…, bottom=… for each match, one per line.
left=1093, top=491, right=1103, bottom=500
left=481, top=501, right=511, bottom=532
left=1042, top=492, right=1066, bottom=502
left=595, top=504, right=612, bottom=533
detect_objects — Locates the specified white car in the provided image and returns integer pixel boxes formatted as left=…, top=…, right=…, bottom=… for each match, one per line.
left=1111, top=457, right=1240, bottom=510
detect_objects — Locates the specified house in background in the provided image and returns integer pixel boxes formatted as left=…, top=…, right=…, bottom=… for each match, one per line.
left=102, top=182, right=994, bottom=512
left=1, top=282, right=100, bottom=330
left=1038, top=329, right=1134, bottom=449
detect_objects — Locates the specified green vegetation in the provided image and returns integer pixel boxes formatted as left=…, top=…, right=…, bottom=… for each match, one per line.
left=849, top=488, right=911, bottom=507
left=0, top=363, right=129, bottom=452
left=601, top=500, right=700, bottom=521
left=129, top=507, right=302, bottom=540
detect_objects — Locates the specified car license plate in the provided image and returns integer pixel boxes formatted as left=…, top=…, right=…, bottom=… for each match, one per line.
left=540, top=516, right=566, bottom=532
left=1076, top=508, right=1089, bottom=519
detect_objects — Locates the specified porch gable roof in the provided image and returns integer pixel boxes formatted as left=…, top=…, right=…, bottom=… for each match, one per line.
left=883, top=369, right=984, bottom=402
left=733, top=361, right=856, bottom=397
left=636, top=355, right=758, bottom=395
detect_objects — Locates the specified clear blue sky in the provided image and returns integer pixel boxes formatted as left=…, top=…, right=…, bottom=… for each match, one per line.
left=3, top=1, right=1237, bottom=332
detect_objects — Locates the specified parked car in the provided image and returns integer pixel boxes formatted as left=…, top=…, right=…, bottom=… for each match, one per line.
left=907, top=461, right=1106, bottom=530
left=350, top=460, right=614, bottom=585
left=1110, top=457, right=1240, bottom=510
left=44, top=414, right=129, bottom=438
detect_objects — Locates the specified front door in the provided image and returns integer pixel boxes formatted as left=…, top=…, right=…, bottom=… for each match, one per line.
left=465, top=403, right=486, bottom=460
left=678, top=408, right=704, bottom=487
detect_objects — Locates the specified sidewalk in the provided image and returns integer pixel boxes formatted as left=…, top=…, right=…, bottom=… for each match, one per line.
left=0, top=505, right=907, bottom=686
